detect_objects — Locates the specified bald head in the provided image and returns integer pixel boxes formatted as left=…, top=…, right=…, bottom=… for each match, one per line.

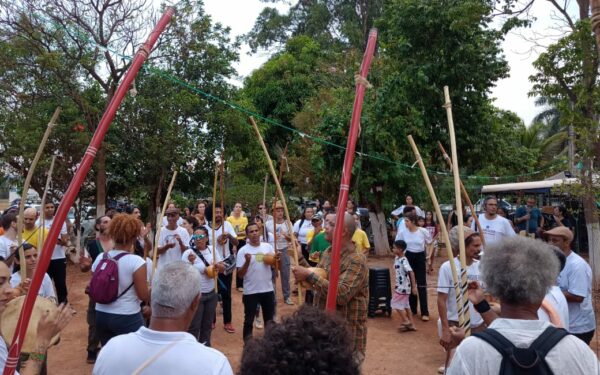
left=23, top=208, right=37, bottom=230
left=324, top=212, right=357, bottom=244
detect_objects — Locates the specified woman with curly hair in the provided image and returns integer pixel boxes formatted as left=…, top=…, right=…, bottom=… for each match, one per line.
left=91, top=214, right=150, bottom=345
left=239, top=305, right=359, bottom=375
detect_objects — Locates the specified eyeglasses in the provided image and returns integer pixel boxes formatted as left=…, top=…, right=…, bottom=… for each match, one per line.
left=192, top=234, right=207, bottom=240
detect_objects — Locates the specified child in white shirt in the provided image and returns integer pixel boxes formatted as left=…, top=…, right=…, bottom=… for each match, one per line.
left=392, top=240, right=417, bottom=332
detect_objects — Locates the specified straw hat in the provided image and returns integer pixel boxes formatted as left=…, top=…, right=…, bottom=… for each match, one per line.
left=448, top=226, right=477, bottom=251
left=272, top=200, right=284, bottom=209
left=1, top=296, right=59, bottom=352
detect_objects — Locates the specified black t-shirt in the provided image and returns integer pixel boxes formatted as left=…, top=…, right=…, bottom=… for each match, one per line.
left=86, top=240, right=103, bottom=262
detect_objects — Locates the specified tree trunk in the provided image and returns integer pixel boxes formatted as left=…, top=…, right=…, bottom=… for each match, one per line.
left=581, top=170, right=600, bottom=288
left=149, top=169, right=165, bottom=231
left=95, top=145, right=106, bottom=216
left=369, top=189, right=390, bottom=255
left=369, top=211, right=390, bottom=255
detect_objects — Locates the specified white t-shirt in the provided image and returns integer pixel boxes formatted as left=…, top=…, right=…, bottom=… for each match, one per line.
left=10, top=272, right=56, bottom=299
left=538, top=285, right=570, bottom=331
left=236, top=242, right=275, bottom=295
left=437, top=258, right=483, bottom=327
left=558, top=252, right=596, bottom=334
left=471, top=214, right=515, bottom=247
left=0, top=236, right=16, bottom=271
left=36, top=217, right=68, bottom=259
left=158, top=226, right=190, bottom=269
left=145, top=258, right=153, bottom=283
left=0, top=338, right=19, bottom=375
left=91, top=250, right=145, bottom=315
left=208, top=221, right=236, bottom=259
left=182, top=246, right=222, bottom=293
left=448, top=319, right=600, bottom=375
left=265, top=220, right=291, bottom=250
left=394, top=256, right=413, bottom=294
left=93, top=326, right=233, bottom=375
left=293, top=219, right=314, bottom=245
left=395, top=227, right=432, bottom=253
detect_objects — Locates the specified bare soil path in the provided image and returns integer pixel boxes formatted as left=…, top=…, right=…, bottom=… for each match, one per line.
left=46, top=254, right=598, bottom=374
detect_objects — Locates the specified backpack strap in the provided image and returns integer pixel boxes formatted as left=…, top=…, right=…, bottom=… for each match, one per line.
left=195, top=248, right=211, bottom=268
left=112, top=252, right=134, bottom=299
left=528, top=326, right=568, bottom=358
left=113, top=252, right=130, bottom=261
left=473, top=328, right=517, bottom=357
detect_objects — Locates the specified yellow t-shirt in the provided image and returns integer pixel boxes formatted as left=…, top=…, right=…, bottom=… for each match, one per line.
left=306, top=228, right=325, bottom=244
left=22, top=226, right=49, bottom=250
left=352, top=228, right=370, bottom=254
left=227, top=215, right=248, bottom=240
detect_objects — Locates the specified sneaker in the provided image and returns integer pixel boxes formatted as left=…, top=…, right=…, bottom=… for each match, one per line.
left=86, top=350, right=97, bottom=364
left=437, top=365, right=446, bottom=374
left=254, top=317, right=264, bottom=329
left=421, top=315, right=429, bottom=322
left=284, top=297, right=294, bottom=305
left=223, top=323, right=236, bottom=333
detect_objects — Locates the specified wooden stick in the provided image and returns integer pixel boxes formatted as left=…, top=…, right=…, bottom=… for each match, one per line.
left=16, top=107, right=61, bottom=281
left=407, top=135, right=465, bottom=328
left=37, top=155, right=57, bottom=253
left=212, top=163, right=219, bottom=290
left=151, top=170, right=178, bottom=281
left=219, top=158, right=225, bottom=257
left=437, top=141, right=486, bottom=247
left=443, top=86, right=471, bottom=336
left=249, top=117, right=302, bottom=304
left=262, top=174, right=268, bottom=210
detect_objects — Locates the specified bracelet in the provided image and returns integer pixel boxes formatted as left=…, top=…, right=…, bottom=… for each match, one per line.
left=28, top=352, right=46, bottom=362
left=473, top=300, right=491, bottom=314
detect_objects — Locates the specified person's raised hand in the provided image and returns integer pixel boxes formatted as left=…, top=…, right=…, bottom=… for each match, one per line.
left=36, top=303, right=74, bottom=346
left=467, top=281, right=485, bottom=305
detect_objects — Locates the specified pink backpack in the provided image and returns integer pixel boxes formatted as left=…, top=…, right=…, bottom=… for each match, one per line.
left=89, top=252, right=133, bottom=304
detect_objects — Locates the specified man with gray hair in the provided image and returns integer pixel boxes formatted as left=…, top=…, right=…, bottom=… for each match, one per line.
left=447, top=237, right=598, bottom=374
left=292, top=212, right=369, bottom=364
left=93, top=261, right=233, bottom=375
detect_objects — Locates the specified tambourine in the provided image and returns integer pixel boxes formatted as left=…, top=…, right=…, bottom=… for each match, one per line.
left=300, top=267, right=328, bottom=290
left=1, top=296, right=60, bottom=353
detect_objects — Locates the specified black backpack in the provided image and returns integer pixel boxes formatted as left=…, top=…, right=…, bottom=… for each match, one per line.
left=472, top=326, right=568, bottom=375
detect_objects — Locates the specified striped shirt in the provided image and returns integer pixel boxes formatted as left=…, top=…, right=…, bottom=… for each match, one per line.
left=303, top=245, right=369, bottom=355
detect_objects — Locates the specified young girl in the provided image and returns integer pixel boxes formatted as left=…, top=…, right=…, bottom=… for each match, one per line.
left=391, top=240, right=417, bottom=332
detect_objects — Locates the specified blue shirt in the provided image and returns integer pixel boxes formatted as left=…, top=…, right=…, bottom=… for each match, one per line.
left=515, top=206, right=542, bottom=233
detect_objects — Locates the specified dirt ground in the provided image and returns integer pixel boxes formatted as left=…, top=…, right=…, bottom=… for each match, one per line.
left=45, top=253, right=598, bottom=374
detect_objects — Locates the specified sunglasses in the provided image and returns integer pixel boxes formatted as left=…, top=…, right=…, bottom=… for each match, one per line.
left=192, top=234, right=207, bottom=240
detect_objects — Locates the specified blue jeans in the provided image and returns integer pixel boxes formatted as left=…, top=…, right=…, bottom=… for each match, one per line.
left=95, top=310, right=144, bottom=346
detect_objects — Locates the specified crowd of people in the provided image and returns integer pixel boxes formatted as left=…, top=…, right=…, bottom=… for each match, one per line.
left=0, top=192, right=598, bottom=374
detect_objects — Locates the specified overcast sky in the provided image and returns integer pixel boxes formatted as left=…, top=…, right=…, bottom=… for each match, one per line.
left=202, top=0, right=574, bottom=126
